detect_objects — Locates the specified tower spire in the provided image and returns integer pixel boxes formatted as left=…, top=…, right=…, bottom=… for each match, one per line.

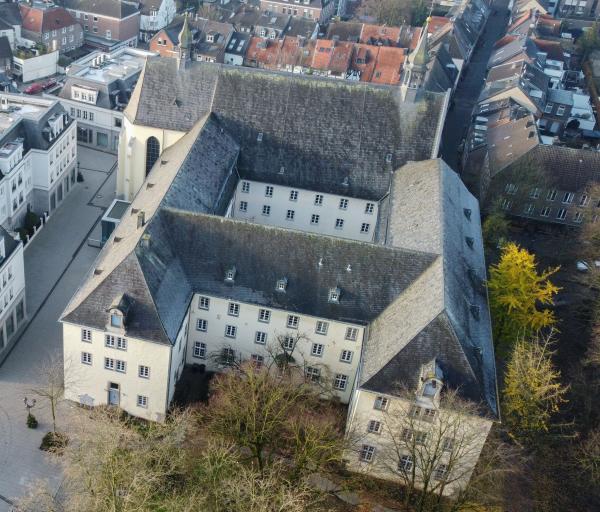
left=177, top=14, right=192, bottom=70
left=400, top=16, right=431, bottom=102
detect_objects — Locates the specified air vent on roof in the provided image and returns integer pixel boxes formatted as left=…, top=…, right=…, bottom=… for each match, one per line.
left=257, top=132, right=263, bottom=142
left=279, top=166, right=285, bottom=174
left=137, top=211, right=145, bottom=229
left=346, top=264, right=352, bottom=273
left=114, top=236, right=122, bottom=243
left=470, top=304, right=480, bottom=321
left=528, top=131, right=535, bottom=138
left=318, top=257, right=323, bottom=268
left=161, top=160, right=168, bottom=165
left=276, top=277, right=288, bottom=292
left=131, top=208, right=140, bottom=215
left=146, top=182, right=155, bottom=189
left=385, top=153, right=393, bottom=163
left=94, top=268, right=103, bottom=276
left=463, top=208, right=472, bottom=220
left=465, top=236, right=474, bottom=249
left=140, top=233, right=151, bottom=248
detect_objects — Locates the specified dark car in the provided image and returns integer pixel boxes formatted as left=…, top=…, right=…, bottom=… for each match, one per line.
left=42, top=79, right=57, bottom=90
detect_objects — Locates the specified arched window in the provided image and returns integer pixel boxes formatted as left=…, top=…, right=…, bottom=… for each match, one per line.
left=145, top=136, right=160, bottom=176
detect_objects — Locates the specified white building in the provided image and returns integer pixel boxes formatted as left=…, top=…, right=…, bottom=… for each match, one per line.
left=62, top=57, right=497, bottom=490
left=0, top=93, right=77, bottom=224
left=0, top=226, right=27, bottom=365
left=137, top=0, right=176, bottom=43
left=57, top=47, right=156, bottom=153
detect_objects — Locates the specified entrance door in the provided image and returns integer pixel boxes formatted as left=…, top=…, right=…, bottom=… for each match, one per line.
left=108, top=382, right=120, bottom=406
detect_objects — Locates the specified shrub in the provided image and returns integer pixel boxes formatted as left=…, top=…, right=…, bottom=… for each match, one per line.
left=27, top=413, right=38, bottom=429
left=40, top=431, right=68, bottom=452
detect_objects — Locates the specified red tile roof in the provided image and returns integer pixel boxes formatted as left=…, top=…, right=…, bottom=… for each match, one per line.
left=20, top=3, right=77, bottom=34
left=360, top=23, right=401, bottom=45
left=532, top=38, right=565, bottom=61
left=311, top=39, right=353, bottom=74
left=371, top=46, right=405, bottom=85
left=428, top=16, right=451, bottom=34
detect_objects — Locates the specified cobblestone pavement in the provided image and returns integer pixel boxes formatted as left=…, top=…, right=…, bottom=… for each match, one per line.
left=0, top=147, right=117, bottom=510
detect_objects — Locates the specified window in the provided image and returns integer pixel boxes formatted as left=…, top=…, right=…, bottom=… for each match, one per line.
left=557, top=208, right=567, bottom=220
left=367, top=420, right=381, bottom=433
left=374, top=395, right=389, bottom=410
left=81, top=352, right=92, bottom=365
left=556, top=105, right=566, bottom=116
left=563, top=192, right=574, bottom=204
left=311, top=343, right=324, bottom=357
left=138, top=365, right=150, bottom=378
left=530, top=187, right=541, bottom=198
left=282, top=335, right=295, bottom=350
left=265, top=185, right=273, bottom=197
left=305, top=366, right=320, bottom=382
left=580, top=194, right=590, bottom=207
left=276, top=278, right=288, bottom=292
left=311, top=214, right=320, bottom=225
left=287, top=315, right=299, bottom=329
left=328, top=287, right=340, bottom=303
left=193, top=341, right=206, bottom=359
left=289, top=190, right=298, bottom=201
left=116, top=360, right=126, bottom=373
left=104, top=357, right=114, bottom=370
left=365, top=202, right=374, bottom=214
left=257, top=309, right=271, bottom=323
left=443, top=437, right=454, bottom=452
left=239, top=201, right=248, bottom=212
left=262, top=205, right=271, bottom=216
left=541, top=206, right=551, bottom=217
left=221, top=348, right=235, bottom=365
left=524, top=203, right=535, bottom=215
left=359, top=444, right=375, bottom=462
left=255, top=331, right=267, bottom=344
left=145, top=136, right=160, bottom=177
left=251, top=354, right=264, bottom=368
left=544, top=102, right=554, bottom=114
left=547, top=189, right=557, bottom=201
left=340, top=350, right=353, bottom=363
left=401, top=428, right=412, bottom=441
left=339, top=198, right=349, bottom=210
left=137, top=395, right=148, bottom=408
left=574, top=211, right=584, bottom=223
left=434, top=464, right=448, bottom=480
left=198, top=296, right=210, bottom=310
left=334, top=374, right=348, bottom=391
left=242, top=181, right=250, bottom=193
left=286, top=209, right=295, bottom=220
left=360, top=223, right=370, bottom=234
left=196, top=319, right=207, bottom=331
left=81, top=329, right=92, bottom=342
left=414, top=431, right=428, bottom=445
left=501, top=198, right=512, bottom=210
left=225, top=325, right=237, bottom=338
left=115, top=118, right=122, bottom=128
left=228, top=302, right=240, bottom=317
left=335, top=218, right=344, bottom=229
left=504, top=183, right=518, bottom=195
left=345, top=327, right=358, bottom=341
left=315, top=321, right=328, bottom=335
left=105, top=335, right=127, bottom=350
left=110, top=313, right=123, bottom=328
left=314, top=194, right=323, bottom=205
left=399, top=454, right=413, bottom=471
left=423, top=408, right=436, bottom=422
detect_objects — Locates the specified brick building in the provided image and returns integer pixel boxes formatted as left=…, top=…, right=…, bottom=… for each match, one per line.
left=20, top=1, right=83, bottom=53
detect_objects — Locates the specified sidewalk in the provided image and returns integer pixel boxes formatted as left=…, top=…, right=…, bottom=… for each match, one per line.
left=0, top=147, right=116, bottom=510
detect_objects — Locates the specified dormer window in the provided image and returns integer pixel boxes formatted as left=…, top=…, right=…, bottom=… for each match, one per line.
left=276, top=277, right=288, bottom=292
left=110, top=312, right=123, bottom=328
left=107, top=294, right=131, bottom=332
left=328, top=287, right=341, bottom=303
left=225, top=266, right=236, bottom=282
left=463, top=208, right=472, bottom=220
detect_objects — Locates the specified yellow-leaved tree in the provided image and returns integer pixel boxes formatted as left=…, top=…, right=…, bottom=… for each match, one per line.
left=487, top=243, right=560, bottom=354
left=503, top=333, right=568, bottom=445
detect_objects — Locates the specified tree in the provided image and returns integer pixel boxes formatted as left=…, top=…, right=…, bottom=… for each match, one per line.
left=201, top=362, right=346, bottom=476
left=371, top=0, right=426, bottom=27
left=487, top=243, right=559, bottom=354
left=371, top=389, right=512, bottom=512
left=503, top=333, right=568, bottom=445
left=579, top=22, right=600, bottom=58
left=482, top=210, right=509, bottom=252
left=576, top=428, right=600, bottom=486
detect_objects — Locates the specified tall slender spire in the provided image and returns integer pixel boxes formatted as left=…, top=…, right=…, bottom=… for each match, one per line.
left=177, top=15, right=192, bottom=70
left=401, top=17, right=431, bottom=102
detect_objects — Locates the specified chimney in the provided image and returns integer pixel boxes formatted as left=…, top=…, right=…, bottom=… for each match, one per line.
left=137, top=210, right=145, bottom=229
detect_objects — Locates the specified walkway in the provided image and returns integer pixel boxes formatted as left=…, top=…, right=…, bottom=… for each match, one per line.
left=0, top=147, right=116, bottom=510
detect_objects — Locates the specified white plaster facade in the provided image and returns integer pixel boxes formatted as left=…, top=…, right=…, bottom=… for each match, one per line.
left=139, top=0, right=176, bottom=42
left=229, top=179, right=379, bottom=242
left=12, top=51, right=59, bottom=83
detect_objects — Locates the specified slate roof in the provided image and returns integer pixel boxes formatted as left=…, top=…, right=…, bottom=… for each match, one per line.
left=361, top=159, right=498, bottom=417
left=60, top=0, right=139, bottom=18
left=125, top=58, right=447, bottom=200
left=0, top=3, right=22, bottom=26
left=0, top=37, right=12, bottom=61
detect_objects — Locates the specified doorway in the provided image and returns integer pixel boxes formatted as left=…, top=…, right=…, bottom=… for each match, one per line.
left=108, top=382, right=120, bottom=406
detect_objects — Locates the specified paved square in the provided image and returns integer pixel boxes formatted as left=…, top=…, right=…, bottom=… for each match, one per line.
left=0, top=147, right=117, bottom=510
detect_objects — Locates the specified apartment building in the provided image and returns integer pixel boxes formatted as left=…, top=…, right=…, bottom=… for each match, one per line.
left=0, top=93, right=77, bottom=221
left=57, top=47, right=156, bottom=153
left=61, top=0, right=140, bottom=46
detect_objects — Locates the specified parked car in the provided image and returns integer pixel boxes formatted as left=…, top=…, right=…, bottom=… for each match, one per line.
left=576, top=260, right=600, bottom=272
left=24, top=83, right=43, bottom=95
left=42, top=79, right=57, bottom=90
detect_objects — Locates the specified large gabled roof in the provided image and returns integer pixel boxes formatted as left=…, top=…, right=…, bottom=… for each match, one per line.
left=125, top=58, right=447, bottom=200
left=60, top=0, right=139, bottom=18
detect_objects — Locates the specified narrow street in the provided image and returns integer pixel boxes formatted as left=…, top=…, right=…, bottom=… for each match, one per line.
left=440, top=0, right=511, bottom=171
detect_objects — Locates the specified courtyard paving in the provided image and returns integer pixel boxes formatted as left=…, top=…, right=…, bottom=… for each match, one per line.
left=0, top=146, right=117, bottom=510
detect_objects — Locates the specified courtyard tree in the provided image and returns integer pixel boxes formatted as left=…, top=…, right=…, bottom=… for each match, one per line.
left=201, top=361, right=346, bottom=475
left=481, top=209, right=509, bottom=252
left=487, top=243, right=559, bottom=354
left=503, top=333, right=568, bottom=445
